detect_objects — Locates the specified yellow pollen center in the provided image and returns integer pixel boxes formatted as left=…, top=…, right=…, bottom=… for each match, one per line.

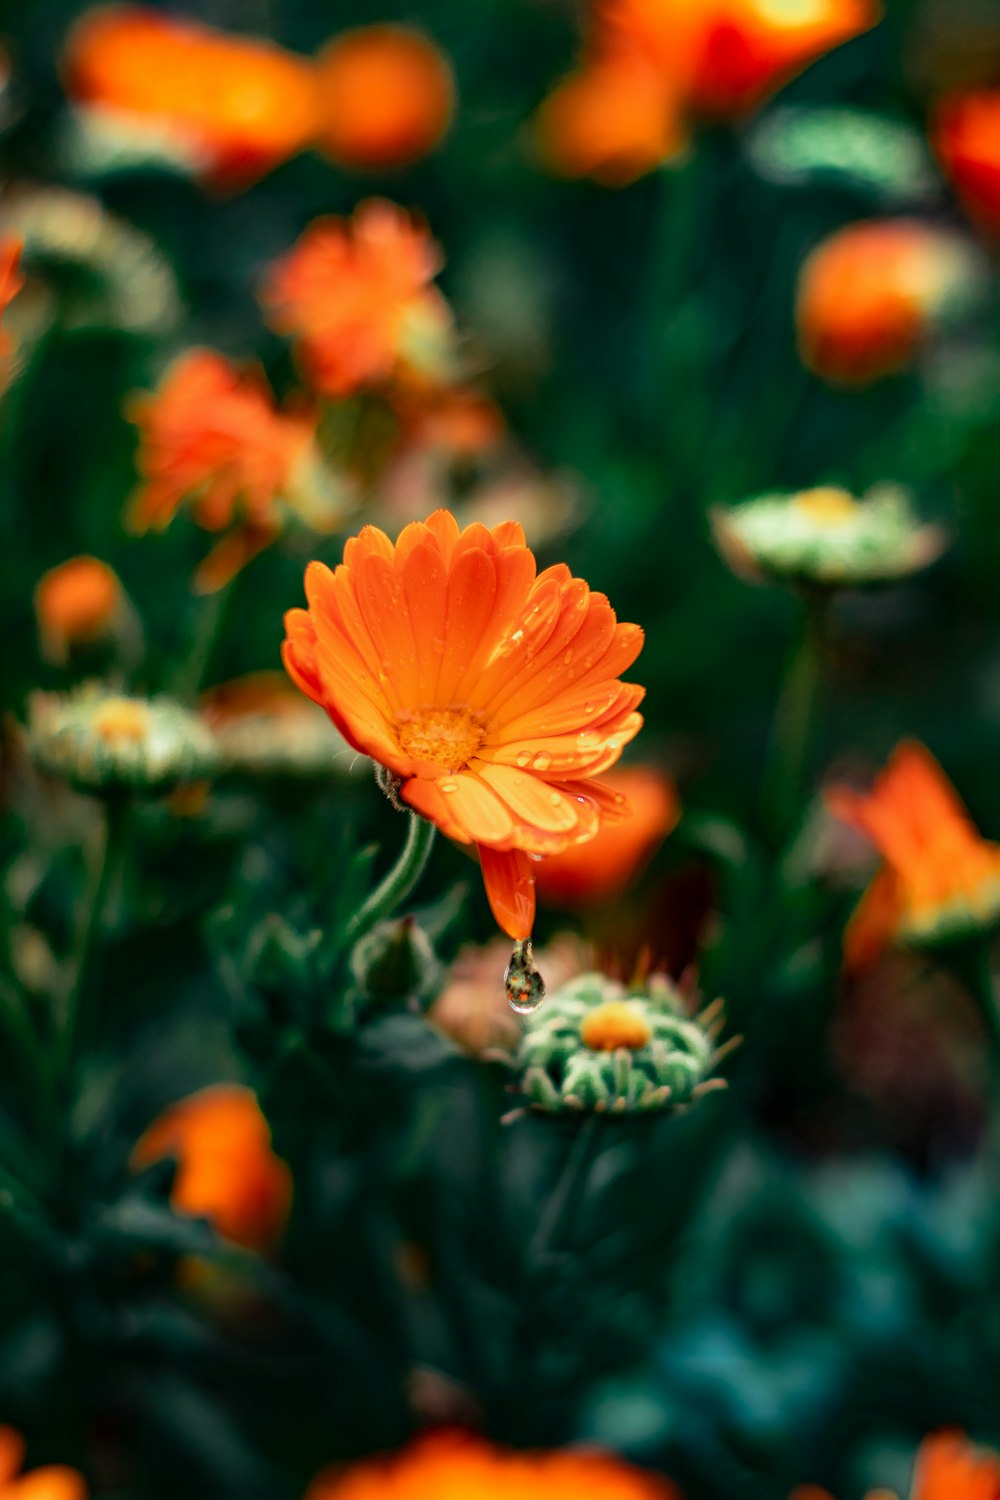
left=792, top=487, right=861, bottom=527
left=396, top=707, right=484, bottom=772
left=93, top=699, right=150, bottom=744
left=580, top=1000, right=653, bottom=1053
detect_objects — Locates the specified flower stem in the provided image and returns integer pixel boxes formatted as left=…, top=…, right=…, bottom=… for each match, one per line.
left=170, top=576, right=235, bottom=704
left=347, top=813, right=436, bottom=943
left=59, top=794, right=131, bottom=1079
left=761, top=588, right=831, bottom=843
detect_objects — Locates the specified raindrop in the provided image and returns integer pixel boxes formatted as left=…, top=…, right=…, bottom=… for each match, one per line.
left=532, top=752, right=552, bottom=771
left=562, top=650, right=573, bottom=665
left=439, top=780, right=458, bottom=793
left=515, top=752, right=531, bottom=767
left=505, top=939, right=546, bottom=1015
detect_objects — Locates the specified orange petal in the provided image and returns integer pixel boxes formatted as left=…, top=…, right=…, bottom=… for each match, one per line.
left=439, top=772, right=515, bottom=844
left=0, top=1429, right=25, bottom=1485
left=400, top=538, right=450, bottom=702
left=475, top=762, right=584, bottom=836
left=438, top=546, right=498, bottom=701
left=479, top=844, right=535, bottom=939
left=843, top=866, right=905, bottom=973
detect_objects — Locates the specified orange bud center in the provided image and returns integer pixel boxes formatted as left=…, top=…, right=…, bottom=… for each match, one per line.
left=397, top=707, right=484, bottom=772
left=792, top=487, right=861, bottom=527
left=580, top=999, right=653, bottom=1052
left=93, top=699, right=150, bottom=744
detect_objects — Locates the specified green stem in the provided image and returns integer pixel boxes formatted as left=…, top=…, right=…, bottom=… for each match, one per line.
left=58, top=795, right=131, bottom=1078
left=528, top=1115, right=601, bottom=1266
left=761, top=588, right=831, bottom=842
left=347, top=814, right=436, bottom=943
left=170, top=577, right=235, bottom=704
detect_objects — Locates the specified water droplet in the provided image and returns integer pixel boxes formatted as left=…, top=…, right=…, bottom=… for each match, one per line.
left=548, top=791, right=563, bottom=806
left=439, top=779, right=458, bottom=793
left=562, top=650, right=573, bottom=665
left=532, top=752, right=552, bottom=771
left=583, top=701, right=596, bottom=715
left=505, top=939, right=546, bottom=1015
left=515, top=752, right=531, bottom=768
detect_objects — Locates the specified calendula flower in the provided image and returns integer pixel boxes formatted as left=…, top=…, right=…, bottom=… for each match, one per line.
left=0, top=236, right=23, bottom=377
left=260, top=200, right=454, bottom=399
left=710, top=485, right=946, bottom=587
left=131, top=1084, right=292, bottom=1253
left=796, top=219, right=985, bottom=386
left=536, top=0, right=881, bottom=183
left=33, top=555, right=125, bottom=665
left=934, top=91, right=1000, bottom=238
left=282, top=510, right=644, bottom=940
left=517, top=971, right=725, bottom=1113
left=200, top=671, right=351, bottom=779
left=306, top=1429, right=681, bottom=1500
left=535, top=765, right=679, bottom=908
left=791, top=1430, right=1000, bottom=1500
left=27, top=685, right=217, bottom=793
left=534, top=56, right=688, bottom=186
left=62, top=4, right=319, bottom=190
left=0, top=1426, right=86, bottom=1500
left=313, top=26, right=454, bottom=171
left=127, top=349, right=340, bottom=593
left=826, top=742, right=1000, bottom=973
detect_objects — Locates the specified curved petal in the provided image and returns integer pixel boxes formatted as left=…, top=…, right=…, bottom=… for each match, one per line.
left=479, top=844, right=536, bottom=940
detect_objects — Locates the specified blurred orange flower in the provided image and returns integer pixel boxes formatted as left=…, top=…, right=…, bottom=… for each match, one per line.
left=791, top=1430, right=1000, bottom=1500
left=282, top=509, right=644, bottom=940
left=0, top=1427, right=86, bottom=1500
left=131, top=1084, right=292, bottom=1253
left=62, top=4, right=319, bottom=189
left=306, top=1429, right=681, bottom=1500
left=0, top=236, right=23, bottom=367
left=392, top=383, right=505, bottom=459
left=537, top=0, right=881, bottom=181
left=535, top=765, right=679, bottom=908
left=827, top=742, right=1000, bottom=973
left=261, top=200, right=453, bottom=399
left=934, top=90, right=1000, bottom=237
left=795, top=220, right=982, bottom=386
left=126, top=349, right=326, bottom=593
left=313, top=26, right=454, bottom=171
left=33, top=555, right=122, bottom=663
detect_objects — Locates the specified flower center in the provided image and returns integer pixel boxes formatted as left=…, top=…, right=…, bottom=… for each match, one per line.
left=93, top=698, right=150, bottom=744
left=792, top=487, right=861, bottom=527
left=580, top=999, right=653, bottom=1052
left=396, top=706, right=484, bottom=772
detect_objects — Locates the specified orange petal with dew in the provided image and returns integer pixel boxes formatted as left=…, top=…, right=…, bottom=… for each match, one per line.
left=479, top=844, right=536, bottom=940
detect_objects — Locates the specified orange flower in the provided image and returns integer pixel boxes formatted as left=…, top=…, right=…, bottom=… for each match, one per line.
left=826, top=742, right=1000, bottom=973
left=934, top=90, right=1000, bottom=238
left=791, top=1430, right=1000, bottom=1500
left=62, top=5, right=319, bottom=189
left=306, top=1429, right=681, bottom=1500
left=0, top=1427, right=86, bottom=1500
left=33, top=555, right=123, bottom=663
left=126, top=349, right=326, bottom=592
left=261, top=200, right=453, bottom=399
left=282, top=510, right=644, bottom=941
left=313, top=26, right=454, bottom=171
left=0, top=236, right=23, bottom=369
left=535, top=765, right=678, bottom=908
left=392, top=383, right=505, bottom=459
left=795, top=220, right=983, bottom=386
left=534, top=55, right=689, bottom=186
left=131, top=1084, right=292, bottom=1253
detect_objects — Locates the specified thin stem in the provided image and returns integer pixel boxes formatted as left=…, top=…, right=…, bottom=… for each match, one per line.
left=761, top=588, right=831, bottom=842
left=347, top=814, right=436, bottom=943
left=528, top=1115, right=601, bottom=1266
left=169, top=577, right=235, bottom=704
left=58, top=795, right=131, bottom=1078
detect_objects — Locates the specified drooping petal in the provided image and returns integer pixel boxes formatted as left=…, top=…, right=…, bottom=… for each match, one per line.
left=479, top=844, right=536, bottom=940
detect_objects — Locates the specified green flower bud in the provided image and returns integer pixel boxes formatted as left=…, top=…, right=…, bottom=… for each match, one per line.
left=710, top=484, right=946, bottom=589
left=516, top=972, right=726, bottom=1115
left=26, top=684, right=217, bottom=793
left=350, top=916, right=440, bottom=1010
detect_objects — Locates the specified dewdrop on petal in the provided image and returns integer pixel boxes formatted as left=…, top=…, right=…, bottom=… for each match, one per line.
left=516, top=971, right=730, bottom=1115
left=505, top=938, right=546, bottom=1014
left=26, top=683, right=218, bottom=794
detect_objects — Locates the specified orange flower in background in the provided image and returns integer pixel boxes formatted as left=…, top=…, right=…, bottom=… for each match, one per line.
left=826, top=742, right=1000, bottom=973
left=0, top=236, right=23, bottom=367
left=535, top=765, right=679, bottom=908
left=127, top=349, right=327, bottom=593
left=537, top=0, right=881, bottom=181
left=306, top=1429, right=681, bottom=1500
left=0, top=1427, right=86, bottom=1500
left=313, top=26, right=454, bottom=171
left=282, top=510, right=644, bottom=940
left=261, top=200, right=453, bottom=399
left=796, top=220, right=983, bottom=386
left=392, top=383, right=505, bottom=459
left=534, top=56, right=688, bottom=186
left=131, top=1084, right=292, bottom=1253
left=791, top=1430, right=1000, bottom=1500
left=934, top=91, right=1000, bottom=237
left=34, top=555, right=122, bottom=663
left=62, top=5, right=319, bottom=189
